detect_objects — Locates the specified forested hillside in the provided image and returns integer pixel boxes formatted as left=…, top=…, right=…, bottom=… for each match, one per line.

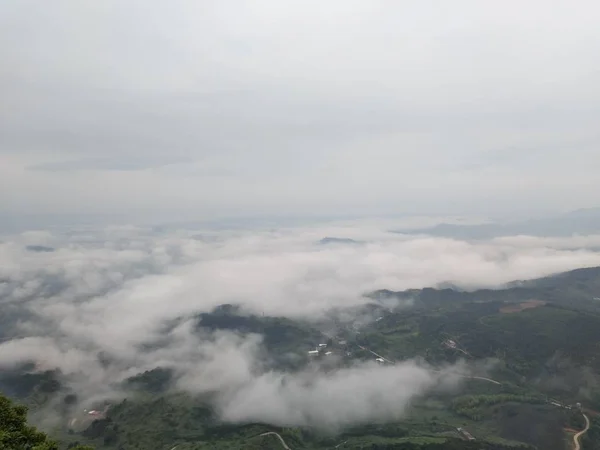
left=3, top=267, right=600, bottom=449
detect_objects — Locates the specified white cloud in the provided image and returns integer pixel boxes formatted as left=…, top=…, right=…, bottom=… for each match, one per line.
left=1, top=223, right=600, bottom=426
left=216, top=359, right=454, bottom=429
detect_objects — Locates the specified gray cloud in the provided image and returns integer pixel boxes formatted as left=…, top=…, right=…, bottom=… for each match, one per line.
left=28, top=156, right=194, bottom=172
left=1, top=1, right=600, bottom=219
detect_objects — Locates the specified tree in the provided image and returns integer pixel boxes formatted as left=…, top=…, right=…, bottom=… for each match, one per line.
left=0, top=393, right=93, bottom=450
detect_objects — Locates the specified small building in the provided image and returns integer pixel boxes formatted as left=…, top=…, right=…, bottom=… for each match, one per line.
left=325, top=351, right=333, bottom=356
left=308, top=350, right=319, bottom=355
left=318, top=343, right=327, bottom=348
left=375, top=358, right=385, bottom=363
left=443, top=339, right=457, bottom=349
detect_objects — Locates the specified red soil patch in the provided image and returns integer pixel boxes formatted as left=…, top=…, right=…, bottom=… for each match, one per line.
left=500, top=299, right=547, bottom=314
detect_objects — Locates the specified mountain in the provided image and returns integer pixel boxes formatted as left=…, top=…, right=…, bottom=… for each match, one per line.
left=318, top=237, right=362, bottom=245
left=5, top=267, right=600, bottom=449
left=26, top=245, right=56, bottom=253
left=398, top=208, right=600, bottom=239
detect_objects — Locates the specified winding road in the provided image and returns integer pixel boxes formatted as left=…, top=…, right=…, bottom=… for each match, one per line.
left=357, top=345, right=395, bottom=364
left=468, top=375, right=502, bottom=385
left=355, top=334, right=502, bottom=385
left=573, top=413, right=590, bottom=450
left=357, top=343, right=502, bottom=385
left=260, top=432, right=292, bottom=449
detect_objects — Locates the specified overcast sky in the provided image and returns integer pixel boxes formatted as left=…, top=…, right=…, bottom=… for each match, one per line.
left=2, top=1, right=600, bottom=223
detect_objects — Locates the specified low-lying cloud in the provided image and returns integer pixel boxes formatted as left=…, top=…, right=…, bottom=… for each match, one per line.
left=216, top=360, right=462, bottom=429
left=1, top=222, right=600, bottom=428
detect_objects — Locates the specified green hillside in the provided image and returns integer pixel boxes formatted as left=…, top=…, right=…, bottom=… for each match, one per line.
left=4, top=267, right=600, bottom=449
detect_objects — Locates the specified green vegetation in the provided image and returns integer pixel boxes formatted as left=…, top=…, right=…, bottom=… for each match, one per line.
left=580, top=414, right=600, bottom=449
left=5, top=267, right=600, bottom=449
left=0, top=392, right=92, bottom=450
left=124, top=368, right=173, bottom=394
left=196, top=305, right=324, bottom=370
left=451, top=395, right=545, bottom=421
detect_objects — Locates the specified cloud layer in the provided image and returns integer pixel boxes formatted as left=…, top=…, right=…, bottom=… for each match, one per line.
left=2, top=223, right=600, bottom=427
left=2, top=1, right=600, bottom=219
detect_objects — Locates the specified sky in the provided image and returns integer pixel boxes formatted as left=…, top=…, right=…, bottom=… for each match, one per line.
left=2, top=0, right=600, bottom=223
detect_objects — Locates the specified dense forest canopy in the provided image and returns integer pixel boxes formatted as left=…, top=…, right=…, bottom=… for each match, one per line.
left=0, top=393, right=92, bottom=450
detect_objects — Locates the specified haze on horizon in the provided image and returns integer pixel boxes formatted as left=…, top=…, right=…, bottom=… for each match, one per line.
left=2, top=0, right=600, bottom=225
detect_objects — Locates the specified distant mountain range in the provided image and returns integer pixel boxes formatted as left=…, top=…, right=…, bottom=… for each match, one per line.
left=318, top=237, right=362, bottom=245
left=398, top=208, right=600, bottom=239
left=25, top=245, right=55, bottom=253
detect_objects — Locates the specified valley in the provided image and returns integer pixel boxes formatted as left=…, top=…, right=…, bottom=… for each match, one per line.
left=4, top=266, right=600, bottom=449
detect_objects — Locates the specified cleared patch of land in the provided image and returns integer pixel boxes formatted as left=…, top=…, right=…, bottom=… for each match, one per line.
left=499, top=299, right=546, bottom=314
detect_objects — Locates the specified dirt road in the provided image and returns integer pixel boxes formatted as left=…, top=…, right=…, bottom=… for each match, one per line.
left=357, top=345, right=395, bottom=363
left=358, top=345, right=502, bottom=385
left=427, top=368, right=502, bottom=385
left=468, top=375, right=502, bottom=385
left=260, top=432, right=292, bottom=449
left=573, top=413, right=590, bottom=450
